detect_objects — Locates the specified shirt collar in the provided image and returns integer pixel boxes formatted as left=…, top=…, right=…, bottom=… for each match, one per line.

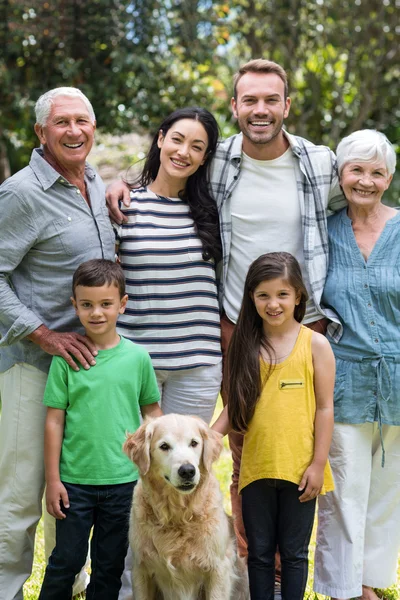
left=29, top=148, right=97, bottom=191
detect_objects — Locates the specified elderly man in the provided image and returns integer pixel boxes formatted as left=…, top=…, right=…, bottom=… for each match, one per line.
left=0, top=87, right=115, bottom=600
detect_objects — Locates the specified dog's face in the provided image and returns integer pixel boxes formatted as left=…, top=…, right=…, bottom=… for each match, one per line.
left=124, top=414, right=223, bottom=495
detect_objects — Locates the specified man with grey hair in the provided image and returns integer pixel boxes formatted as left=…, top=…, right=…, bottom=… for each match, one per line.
left=0, top=87, right=115, bottom=599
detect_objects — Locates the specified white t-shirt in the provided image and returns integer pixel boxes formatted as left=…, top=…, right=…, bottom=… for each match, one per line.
left=223, top=150, right=320, bottom=324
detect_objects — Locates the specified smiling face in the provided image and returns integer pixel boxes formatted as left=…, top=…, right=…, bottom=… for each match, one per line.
left=156, top=118, right=208, bottom=188
left=232, top=72, right=291, bottom=158
left=72, top=283, right=127, bottom=347
left=340, top=160, right=392, bottom=209
left=34, top=95, right=96, bottom=172
left=252, top=277, right=300, bottom=332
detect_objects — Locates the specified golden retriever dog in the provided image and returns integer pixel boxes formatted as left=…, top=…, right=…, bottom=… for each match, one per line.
left=123, top=413, right=249, bottom=600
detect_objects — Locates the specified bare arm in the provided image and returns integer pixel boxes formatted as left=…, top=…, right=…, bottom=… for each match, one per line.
left=141, top=402, right=163, bottom=419
left=299, top=332, right=335, bottom=502
left=28, top=324, right=98, bottom=372
left=44, top=408, right=70, bottom=519
left=106, top=180, right=131, bottom=224
left=211, top=405, right=231, bottom=436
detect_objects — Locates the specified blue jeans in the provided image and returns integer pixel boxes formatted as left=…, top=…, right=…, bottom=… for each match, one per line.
left=39, top=481, right=135, bottom=600
left=242, top=478, right=316, bottom=600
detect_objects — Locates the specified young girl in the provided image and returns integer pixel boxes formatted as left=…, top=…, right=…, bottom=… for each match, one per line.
left=213, top=252, right=335, bottom=600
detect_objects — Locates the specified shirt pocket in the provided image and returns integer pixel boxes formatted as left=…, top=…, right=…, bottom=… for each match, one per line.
left=52, top=216, right=101, bottom=256
left=279, top=379, right=305, bottom=390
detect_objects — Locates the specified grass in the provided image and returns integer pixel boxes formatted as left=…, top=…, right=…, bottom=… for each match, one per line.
left=24, top=398, right=400, bottom=599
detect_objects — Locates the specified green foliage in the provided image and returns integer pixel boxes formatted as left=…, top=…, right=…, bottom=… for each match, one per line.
left=0, top=0, right=399, bottom=203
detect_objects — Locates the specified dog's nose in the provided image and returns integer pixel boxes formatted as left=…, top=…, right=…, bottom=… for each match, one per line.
left=178, top=463, right=196, bottom=480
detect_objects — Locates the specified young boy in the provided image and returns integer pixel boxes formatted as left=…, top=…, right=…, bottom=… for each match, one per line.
left=39, top=259, right=162, bottom=600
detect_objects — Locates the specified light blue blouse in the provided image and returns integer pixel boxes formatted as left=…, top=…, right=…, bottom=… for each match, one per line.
left=322, top=208, right=400, bottom=434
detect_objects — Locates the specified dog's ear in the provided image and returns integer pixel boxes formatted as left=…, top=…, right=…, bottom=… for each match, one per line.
left=123, top=420, right=155, bottom=476
left=197, top=420, right=223, bottom=472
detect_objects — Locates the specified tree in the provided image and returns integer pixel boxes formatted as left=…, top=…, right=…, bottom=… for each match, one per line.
left=1, top=0, right=399, bottom=204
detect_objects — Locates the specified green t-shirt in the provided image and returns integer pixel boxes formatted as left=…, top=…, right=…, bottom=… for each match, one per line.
left=43, top=336, right=160, bottom=485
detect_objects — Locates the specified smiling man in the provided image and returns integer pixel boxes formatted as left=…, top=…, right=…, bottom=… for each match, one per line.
left=209, top=58, right=346, bottom=559
left=0, top=87, right=115, bottom=600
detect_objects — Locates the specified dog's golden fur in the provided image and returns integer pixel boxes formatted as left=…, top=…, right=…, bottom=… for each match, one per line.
left=123, top=413, right=249, bottom=600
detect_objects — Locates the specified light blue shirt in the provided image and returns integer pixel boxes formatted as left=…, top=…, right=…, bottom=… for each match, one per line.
left=0, top=149, right=115, bottom=374
left=322, top=207, right=400, bottom=429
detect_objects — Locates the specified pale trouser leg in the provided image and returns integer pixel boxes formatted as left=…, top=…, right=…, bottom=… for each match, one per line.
left=156, top=361, right=222, bottom=424
left=314, top=422, right=372, bottom=599
left=118, top=548, right=133, bottom=600
left=363, top=424, right=400, bottom=588
left=0, top=364, right=47, bottom=600
left=42, top=496, right=91, bottom=596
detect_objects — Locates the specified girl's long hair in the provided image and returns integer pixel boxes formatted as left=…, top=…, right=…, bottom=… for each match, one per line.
left=227, top=252, right=308, bottom=433
left=129, top=107, right=221, bottom=262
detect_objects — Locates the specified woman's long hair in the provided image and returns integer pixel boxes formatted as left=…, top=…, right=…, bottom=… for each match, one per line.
left=227, top=252, right=308, bottom=433
left=130, top=107, right=221, bottom=262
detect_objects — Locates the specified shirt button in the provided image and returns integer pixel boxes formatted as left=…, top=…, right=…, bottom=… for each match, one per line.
left=367, top=303, right=371, bottom=307
left=76, top=189, right=81, bottom=194
left=364, top=284, right=368, bottom=288
left=373, top=390, right=377, bottom=396
left=67, top=217, right=72, bottom=222
left=370, top=320, right=375, bottom=325
left=374, top=338, right=379, bottom=343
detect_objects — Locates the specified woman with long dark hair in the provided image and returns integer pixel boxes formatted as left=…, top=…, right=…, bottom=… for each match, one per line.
left=115, top=107, right=222, bottom=422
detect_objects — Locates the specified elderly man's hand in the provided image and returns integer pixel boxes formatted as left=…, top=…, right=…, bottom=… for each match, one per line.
left=28, top=325, right=98, bottom=371
left=106, top=180, right=131, bottom=224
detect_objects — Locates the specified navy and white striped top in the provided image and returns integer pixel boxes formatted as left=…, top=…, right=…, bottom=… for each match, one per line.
left=115, top=187, right=221, bottom=370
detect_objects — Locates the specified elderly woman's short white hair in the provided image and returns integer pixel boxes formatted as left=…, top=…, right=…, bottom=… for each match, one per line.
left=35, top=87, right=96, bottom=126
left=336, top=129, right=396, bottom=176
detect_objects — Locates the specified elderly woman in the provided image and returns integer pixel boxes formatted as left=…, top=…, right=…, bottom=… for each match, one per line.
left=313, top=130, right=400, bottom=600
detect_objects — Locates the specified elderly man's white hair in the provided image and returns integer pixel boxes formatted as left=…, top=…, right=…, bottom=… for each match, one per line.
left=35, top=87, right=96, bottom=126
left=336, top=129, right=396, bottom=176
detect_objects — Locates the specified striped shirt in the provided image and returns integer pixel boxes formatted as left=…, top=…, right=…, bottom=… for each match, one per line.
left=209, top=131, right=347, bottom=335
left=115, top=187, right=221, bottom=370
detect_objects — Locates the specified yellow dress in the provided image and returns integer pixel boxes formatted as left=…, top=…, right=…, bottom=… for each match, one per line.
left=239, top=326, right=334, bottom=494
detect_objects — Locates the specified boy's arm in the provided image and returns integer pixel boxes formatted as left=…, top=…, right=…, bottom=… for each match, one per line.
left=141, top=402, right=163, bottom=419
left=44, top=407, right=70, bottom=519
left=299, top=332, right=335, bottom=502
left=211, top=405, right=231, bottom=436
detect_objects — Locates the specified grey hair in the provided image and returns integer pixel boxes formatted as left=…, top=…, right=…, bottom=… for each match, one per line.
left=336, top=129, right=396, bottom=176
left=35, top=87, right=96, bottom=126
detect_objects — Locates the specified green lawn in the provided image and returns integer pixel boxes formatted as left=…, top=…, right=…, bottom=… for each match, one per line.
left=24, top=399, right=400, bottom=599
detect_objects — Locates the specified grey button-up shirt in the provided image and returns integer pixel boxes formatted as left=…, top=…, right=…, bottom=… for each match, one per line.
left=0, top=148, right=115, bottom=373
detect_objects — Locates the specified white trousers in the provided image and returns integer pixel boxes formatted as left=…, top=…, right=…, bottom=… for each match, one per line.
left=0, top=363, right=88, bottom=600
left=155, top=361, right=222, bottom=425
left=314, top=422, right=400, bottom=598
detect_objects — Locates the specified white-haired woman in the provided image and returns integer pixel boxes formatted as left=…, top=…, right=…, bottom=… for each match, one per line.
left=313, top=130, right=400, bottom=600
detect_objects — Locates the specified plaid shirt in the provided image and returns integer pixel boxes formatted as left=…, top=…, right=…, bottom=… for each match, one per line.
left=209, top=131, right=346, bottom=340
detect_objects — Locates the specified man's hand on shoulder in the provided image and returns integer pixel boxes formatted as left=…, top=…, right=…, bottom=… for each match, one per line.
left=105, top=180, right=131, bottom=224
left=28, top=325, right=98, bottom=371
